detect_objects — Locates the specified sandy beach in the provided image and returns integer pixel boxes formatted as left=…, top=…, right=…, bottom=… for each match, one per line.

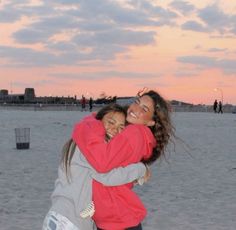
left=0, top=109, right=235, bottom=230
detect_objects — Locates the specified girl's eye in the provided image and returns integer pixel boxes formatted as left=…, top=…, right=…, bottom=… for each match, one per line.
left=108, top=120, right=115, bottom=125
left=118, top=126, right=125, bottom=132
left=142, top=107, right=148, bottom=113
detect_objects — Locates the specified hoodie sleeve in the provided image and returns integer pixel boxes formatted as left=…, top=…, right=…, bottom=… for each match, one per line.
left=72, top=116, right=154, bottom=173
left=72, top=115, right=106, bottom=141
left=91, top=163, right=146, bottom=186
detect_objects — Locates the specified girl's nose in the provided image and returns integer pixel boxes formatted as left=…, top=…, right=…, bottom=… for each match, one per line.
left=111, top=126, right=119, bottom=134
left=133, top=105, right=142, bottom=114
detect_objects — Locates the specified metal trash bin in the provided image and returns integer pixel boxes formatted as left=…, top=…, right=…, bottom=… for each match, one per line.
left=15, top=128, right=30, bottom=149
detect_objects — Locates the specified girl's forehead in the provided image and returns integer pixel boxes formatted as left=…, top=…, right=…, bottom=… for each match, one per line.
left=140, top=95, right=151, bottom=102
left=140, top=95, right=155, bottom=109
left=105, top=111, right=125, bottom=119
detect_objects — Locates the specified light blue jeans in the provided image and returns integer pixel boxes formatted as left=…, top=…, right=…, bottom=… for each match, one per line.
left=42, top=211, right=79, bottom=230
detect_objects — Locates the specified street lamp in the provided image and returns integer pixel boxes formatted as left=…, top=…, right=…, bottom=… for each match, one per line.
left=214, top=88, right=224, bottom=104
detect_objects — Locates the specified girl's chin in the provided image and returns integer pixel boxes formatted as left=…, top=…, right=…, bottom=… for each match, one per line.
left=127, top=117, right=139, bottom=124
left=106, top=133, right=114, bottom=139
left=105, top=134, right=111, bottom=141
left=126, top=116, right=134, bottom=123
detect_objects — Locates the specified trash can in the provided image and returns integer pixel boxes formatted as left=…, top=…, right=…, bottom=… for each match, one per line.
left=15, top=128, right=30, bottom=149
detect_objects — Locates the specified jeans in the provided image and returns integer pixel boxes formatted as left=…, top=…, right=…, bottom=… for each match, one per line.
left=42, top=211, right=79, bottom=230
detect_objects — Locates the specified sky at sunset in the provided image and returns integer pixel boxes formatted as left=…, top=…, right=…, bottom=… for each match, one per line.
left=0, top=0, right=236, bottom=105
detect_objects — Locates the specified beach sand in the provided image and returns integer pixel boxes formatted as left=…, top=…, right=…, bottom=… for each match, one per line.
left=0, top=110, right=235, bottom=230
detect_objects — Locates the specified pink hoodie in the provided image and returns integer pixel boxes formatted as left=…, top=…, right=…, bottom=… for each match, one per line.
left=72, top=115, right=156, bottom=229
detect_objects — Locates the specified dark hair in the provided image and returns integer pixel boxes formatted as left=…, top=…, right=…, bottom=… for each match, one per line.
left=140, top=90, right=175, bottom=165
left=61, top=104, right=126, bottom=179
left=95, top=103, right=127, bottom=120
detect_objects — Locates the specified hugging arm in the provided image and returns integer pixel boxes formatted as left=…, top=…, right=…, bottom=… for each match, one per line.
left=91, top=162, right=147, bottom=186
left=72, top=116, right=147, bottom=173
left=74, top=147, right=147, bottom=186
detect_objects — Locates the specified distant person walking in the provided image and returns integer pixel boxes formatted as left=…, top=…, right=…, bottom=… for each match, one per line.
left=213, top=99, right=218, bottom=113
left=89, top=97, right=93, bottom=112
left=218, top=101, right=223, bottom=114
left=81, top=95, right=86, bottom=111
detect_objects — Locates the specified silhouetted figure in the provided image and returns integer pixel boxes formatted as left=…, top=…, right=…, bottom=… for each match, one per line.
left=213, top=99, right=218, bottom=113
left=81, top=95, right=86, bottom=111
left=89, top=97, right=93, bottom=112
left=218, top=101, right=223, bottom=114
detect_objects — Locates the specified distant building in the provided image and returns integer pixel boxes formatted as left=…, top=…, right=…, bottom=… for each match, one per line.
left=24, top=88, right=35, bottom=102
left=0, top=87, right=77, bottom=104
left=0, top=88, right=24, bottom=103
left=0, top=89, right=8, bottom=96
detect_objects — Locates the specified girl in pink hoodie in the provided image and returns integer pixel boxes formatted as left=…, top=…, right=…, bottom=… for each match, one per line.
left=72, top=90, right=175, bottom=230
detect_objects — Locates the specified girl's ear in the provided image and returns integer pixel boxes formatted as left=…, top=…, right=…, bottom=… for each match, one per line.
left=146, top=120, right=155, bottom=127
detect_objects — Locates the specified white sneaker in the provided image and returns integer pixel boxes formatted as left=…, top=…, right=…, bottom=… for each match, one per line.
left=80, top=202, right=95, bottom=218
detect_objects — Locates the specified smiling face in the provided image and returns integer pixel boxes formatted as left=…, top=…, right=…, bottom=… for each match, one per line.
left=126, top=95, right=155, bottom=126
left=102, top=111, right=126, bottom=140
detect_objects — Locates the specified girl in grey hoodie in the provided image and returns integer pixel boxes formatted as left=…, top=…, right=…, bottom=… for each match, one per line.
left=42, top=104, right=149, bottom=230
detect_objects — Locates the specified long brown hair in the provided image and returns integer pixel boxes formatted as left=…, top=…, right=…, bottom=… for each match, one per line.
left=140, top=90, right=175, bottom=165
left=61, top=104, right=126, bottom=178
